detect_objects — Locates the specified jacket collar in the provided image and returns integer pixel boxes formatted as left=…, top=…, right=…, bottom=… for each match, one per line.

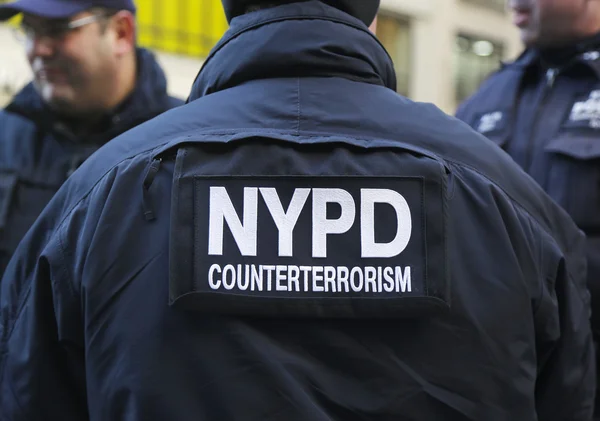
left=113, top=48, right=173, bottom=124
left=188, top=0, right=396, bottom=101
left=506, top=32, right=600, bottom=79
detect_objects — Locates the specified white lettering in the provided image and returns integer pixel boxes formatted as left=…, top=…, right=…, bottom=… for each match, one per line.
left=477, top=111, right=502, bottom=133
left=208, top=187, right=258, bottom=256
left=288, top=265, right=300, bottom=292
left=383, top=267, right=394, bottom=292
left=337, top=266, right=350, bottom=292
left=361, top=189, right=412, bottom=258
left=300, top=266, right=311, bottom=292
left=313, top=266, right=324, bottom=292
left=365, top=266, right=377, bottom=292
left=312, top=188, right=356, bottom=258
left=263, top=265, right=275, bottom=291
left=324, top=266, right=337, bottom=292
left=238, top=264, right=249, bottom=290
left=222, top=264, right=236, bottom=290
left=208, top=264, right=221, bottom=289
left=395, top=266, right=412, bottom=292
left=260, top=188, right=310, bottom=257
left=350, top=267, right=364, bottom=292
left=206, top=265, right=414, bottom=294
left=251, top=265, right=263, bottom=291
left=276, top=265, right=288, bottom=291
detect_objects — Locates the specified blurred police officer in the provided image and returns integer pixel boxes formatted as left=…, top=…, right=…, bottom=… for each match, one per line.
left=0, top=0, right=182, bottom=276
left=0, top=0, right=594, bottom=419
left=456, top=0, right=600, bottom=416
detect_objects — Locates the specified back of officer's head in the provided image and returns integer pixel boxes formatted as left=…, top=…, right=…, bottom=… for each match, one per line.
left=221, top=0, right=380, bottom=26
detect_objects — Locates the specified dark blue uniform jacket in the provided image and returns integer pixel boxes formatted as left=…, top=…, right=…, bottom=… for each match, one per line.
left=456, top=41, right=600, bottom=417
left=0, top=48, right=182, bottom=276
left=1, top=2, right=595, bottom=420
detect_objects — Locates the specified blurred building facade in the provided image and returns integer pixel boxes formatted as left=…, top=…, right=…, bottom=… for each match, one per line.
left=377, top=0, right=521, bottom=112
left=0, top=0, right=521, bottom=112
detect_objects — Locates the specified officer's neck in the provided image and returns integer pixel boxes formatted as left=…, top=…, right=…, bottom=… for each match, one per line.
left=102, top=52, right=138, bottom=112
left=537, top=31, right=600, bottom=67
left=51, top=54, right=138, bottom=138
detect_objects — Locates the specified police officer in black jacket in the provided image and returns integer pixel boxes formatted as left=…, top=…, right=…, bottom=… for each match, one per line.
left=0, top=0, right=595, bottom=419
left=0, top=0, right=182, bottom=277
left=456, top=0, right=600, bottom=416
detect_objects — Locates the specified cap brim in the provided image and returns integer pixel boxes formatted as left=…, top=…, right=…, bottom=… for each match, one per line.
left=0, top=0, right=89, bottom=21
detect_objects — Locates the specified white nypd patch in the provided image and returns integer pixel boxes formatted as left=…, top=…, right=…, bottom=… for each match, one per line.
left=169, top=171, right=450, bottom=319
left=476, top=111, right=504, bottom=134
left=568, top=90, right=600, bottom=129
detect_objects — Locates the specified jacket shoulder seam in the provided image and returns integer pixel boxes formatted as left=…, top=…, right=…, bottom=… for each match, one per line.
left=446, top=157, right=570, bottom=251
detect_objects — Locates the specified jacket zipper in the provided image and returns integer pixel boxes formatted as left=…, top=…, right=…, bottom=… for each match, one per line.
left=524, top=68, right=558, bottom=172
left=141, top=150, right=178, bottom=221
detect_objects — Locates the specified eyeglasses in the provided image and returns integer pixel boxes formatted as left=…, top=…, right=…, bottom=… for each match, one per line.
left=13, top=14, right=106, bottom=43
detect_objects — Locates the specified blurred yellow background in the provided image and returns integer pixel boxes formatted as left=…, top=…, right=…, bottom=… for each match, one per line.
left=136, top=0, right=228, bottom=58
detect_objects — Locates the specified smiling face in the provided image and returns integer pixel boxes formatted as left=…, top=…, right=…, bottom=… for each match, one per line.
left=22, top=9, right=135, bottom=116
left=508, top=0, right=600, bottom=48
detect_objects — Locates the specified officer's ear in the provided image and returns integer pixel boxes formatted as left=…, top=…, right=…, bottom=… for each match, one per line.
left=369, top=16, right=377, bottom=34
left=106, top=10, right=136, bottom=56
